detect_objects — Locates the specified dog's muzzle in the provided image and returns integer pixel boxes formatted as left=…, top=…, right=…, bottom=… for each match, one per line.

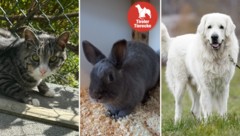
left=210, top=34, right=221, bottom=50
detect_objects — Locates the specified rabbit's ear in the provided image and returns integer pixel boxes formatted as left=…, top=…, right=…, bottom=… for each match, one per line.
left=82, top=40, right=106, bottom=65
left=110, top=39, right=127, bottom=67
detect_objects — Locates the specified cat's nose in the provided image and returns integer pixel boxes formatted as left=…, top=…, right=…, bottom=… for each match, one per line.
left=40, top=68, right=47, bottom=75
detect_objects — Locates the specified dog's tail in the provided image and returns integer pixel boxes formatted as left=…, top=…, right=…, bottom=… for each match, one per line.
left=161, top=23, right=171, bottom=60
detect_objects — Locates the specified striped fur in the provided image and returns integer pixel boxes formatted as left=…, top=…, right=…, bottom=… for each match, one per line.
left=0, top=29, right=69, bottom=106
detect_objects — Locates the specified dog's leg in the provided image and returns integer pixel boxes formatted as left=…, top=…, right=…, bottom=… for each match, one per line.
left=173, top=83, right=185, bottom=124
left=188, top=85, right=201, bottom=120
left=216, top=85, right=229, bottom=118
left=200, top=87, right=213, bottom=121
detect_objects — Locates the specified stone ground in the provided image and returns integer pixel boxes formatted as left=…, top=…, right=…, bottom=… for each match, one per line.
left=0, top=83, right=79, bottom=136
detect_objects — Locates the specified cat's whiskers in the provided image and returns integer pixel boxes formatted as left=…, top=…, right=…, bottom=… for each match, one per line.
left=51, top=73, right=68, bottom=84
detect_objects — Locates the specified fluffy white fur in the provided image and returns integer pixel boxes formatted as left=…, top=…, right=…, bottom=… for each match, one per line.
left=161, top=13, right=239, bottom=123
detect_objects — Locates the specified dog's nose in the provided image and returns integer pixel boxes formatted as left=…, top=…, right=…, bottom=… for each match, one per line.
left=211, top=34, right=219, bottom=42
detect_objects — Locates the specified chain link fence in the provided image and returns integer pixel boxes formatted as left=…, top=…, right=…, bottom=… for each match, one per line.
left=0, top=0, right=79, bottom=88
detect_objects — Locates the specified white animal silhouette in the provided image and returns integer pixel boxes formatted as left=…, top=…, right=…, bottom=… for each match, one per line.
left=135, top=4, right=151, bottom=19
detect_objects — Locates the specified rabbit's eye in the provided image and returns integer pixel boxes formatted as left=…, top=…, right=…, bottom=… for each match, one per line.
left=108, top=73, right=114, bottom=82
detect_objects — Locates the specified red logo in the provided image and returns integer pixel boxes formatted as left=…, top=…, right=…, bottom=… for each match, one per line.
left=128, top=2, right=158, bottom=32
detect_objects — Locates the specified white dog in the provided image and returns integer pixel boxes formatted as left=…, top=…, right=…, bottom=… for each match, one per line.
left=161, top=13, right=239, bottom=123
left=135, top=4, right=151, bottom=19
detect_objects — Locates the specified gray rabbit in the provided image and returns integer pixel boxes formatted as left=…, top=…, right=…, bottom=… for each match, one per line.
left=82, top=39, right=159, bottom=119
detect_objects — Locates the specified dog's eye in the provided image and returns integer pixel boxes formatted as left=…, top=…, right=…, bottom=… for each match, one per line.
left=207, top=25, right=212, bottom=29
left=220, top=25, right=224, bottom=29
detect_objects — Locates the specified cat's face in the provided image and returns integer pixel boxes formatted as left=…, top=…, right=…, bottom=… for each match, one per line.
left=20, top=29, right=70, bottom=81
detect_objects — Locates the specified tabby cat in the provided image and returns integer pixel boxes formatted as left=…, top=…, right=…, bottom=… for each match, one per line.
left=0, top=28, right=70, bottom=106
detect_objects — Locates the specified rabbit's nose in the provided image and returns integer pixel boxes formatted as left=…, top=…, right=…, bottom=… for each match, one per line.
left=95, top=93, right=103, bottom=100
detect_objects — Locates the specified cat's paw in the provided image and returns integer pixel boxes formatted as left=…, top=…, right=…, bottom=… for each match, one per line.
left=31, top=98, right=40, bottom=106
left=44, top=90, right=55, bottom=97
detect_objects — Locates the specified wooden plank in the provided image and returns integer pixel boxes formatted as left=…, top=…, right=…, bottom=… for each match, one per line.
left=0, top=97, right=79, bottom=130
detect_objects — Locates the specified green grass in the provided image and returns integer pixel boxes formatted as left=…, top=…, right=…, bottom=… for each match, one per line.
left=162, top=67, right=240, bottom=136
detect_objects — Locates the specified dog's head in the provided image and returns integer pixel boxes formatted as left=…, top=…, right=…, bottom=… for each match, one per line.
left=197, top=13, right=235, bottom=50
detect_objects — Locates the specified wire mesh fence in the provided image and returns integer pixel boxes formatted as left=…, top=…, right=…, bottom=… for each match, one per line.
left=0, top=0, right=79, bottom=88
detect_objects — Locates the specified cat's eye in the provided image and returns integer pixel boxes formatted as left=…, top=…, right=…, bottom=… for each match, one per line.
left=32, top=54, right=39, bottom=61
left=207, top=25, right=212, bottom=29
left=49, top=56, right=58, bottom=62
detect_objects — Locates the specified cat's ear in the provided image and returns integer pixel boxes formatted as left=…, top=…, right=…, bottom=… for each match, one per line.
left=57, top=31, right=70, bottom=50
left=23, top=29, right=38, bottom=44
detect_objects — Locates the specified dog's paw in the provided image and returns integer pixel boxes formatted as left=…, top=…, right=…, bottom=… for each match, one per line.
left=44, top=90, right=55, bottom=97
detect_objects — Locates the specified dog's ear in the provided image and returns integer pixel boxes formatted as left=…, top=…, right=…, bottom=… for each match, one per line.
left=226, top=16, right=236, bottom=37
left=197, top=15, right=207, bottom=35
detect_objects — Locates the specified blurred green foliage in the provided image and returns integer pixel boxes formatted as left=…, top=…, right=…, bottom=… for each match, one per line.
left=0, top=0, right=79, bottom=88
